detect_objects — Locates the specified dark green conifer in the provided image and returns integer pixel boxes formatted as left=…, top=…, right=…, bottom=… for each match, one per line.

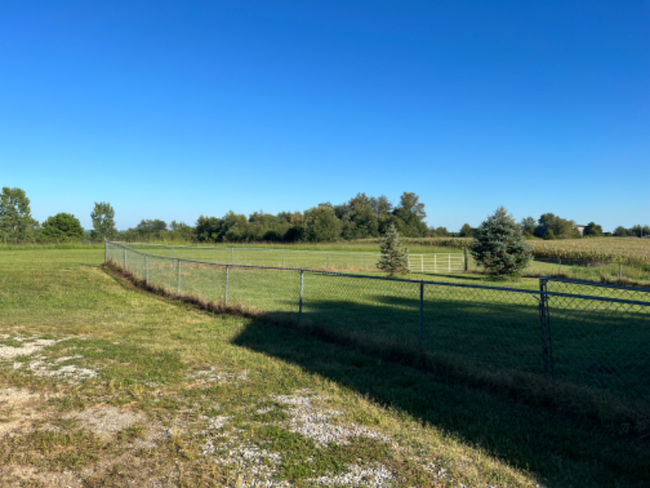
left=377, top=223, right=409, bottom=277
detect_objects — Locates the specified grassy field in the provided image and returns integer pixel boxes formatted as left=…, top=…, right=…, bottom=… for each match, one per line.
left=110, top=245, right=650, bottom=404
left=0, top=249, right=649, bottom=486
left=122, top=241, right=650, bottom=286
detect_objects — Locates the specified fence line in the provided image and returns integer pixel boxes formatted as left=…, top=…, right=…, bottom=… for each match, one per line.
left=115, top=241, right=466, bottom=273
left=106, top=241, right=650, bottom=402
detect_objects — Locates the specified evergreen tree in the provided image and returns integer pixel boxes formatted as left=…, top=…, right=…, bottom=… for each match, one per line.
left=39, top=213, right=85, bottom=243
left=376, top=223, right=409, bottom=277
left=89, top=201, right=117, bottom=241
left=471, top=206, right=531, bottom=279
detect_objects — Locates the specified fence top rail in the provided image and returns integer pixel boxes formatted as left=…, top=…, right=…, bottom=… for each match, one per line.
left=109, top=241, right=464, bottom=257
left=542, top=276, right=650, bottom=294
left=108, top=242, right=650, bottom=307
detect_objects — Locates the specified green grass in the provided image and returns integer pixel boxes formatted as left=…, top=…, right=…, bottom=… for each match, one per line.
left=110, top=244, right=650, bottom=403
left=1, top=248, right=649, bottom=486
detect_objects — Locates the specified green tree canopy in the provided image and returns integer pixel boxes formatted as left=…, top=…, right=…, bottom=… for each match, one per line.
left=89, top=201, right=117, bottom=241
left=39, top=213, right=85, bottom=243
left=302, top=204, right=341, bottom=242
left=341, top=193, right=379, bottom=239
left=377, top=223, right=409, bottom=277
left=520, top=217, right=537, bottom=237
left=0, top=187, right=38, bottom=243
left=471, top=206, right=532, bottom=279
left=393, top=192, right=428, bottom=237
left=613, top=226, right=629, bottom=237
left=535, top=213, right=577, bottom=239
left=583, top=222, right=603, bottom=237
left=459, top=223, right=475, bottom=237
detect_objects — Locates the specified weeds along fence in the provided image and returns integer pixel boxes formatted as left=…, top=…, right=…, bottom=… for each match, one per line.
left=106, top=241, right=650, bottom=403
left=526, top=257, right=650, bottom=285
left=117, top=241, right=466, bottom=274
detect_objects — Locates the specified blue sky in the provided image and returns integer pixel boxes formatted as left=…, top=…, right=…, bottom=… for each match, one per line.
left=1, top=1, right=648, bottom=231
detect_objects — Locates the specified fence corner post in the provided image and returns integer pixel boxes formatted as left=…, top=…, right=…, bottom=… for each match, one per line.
left=225, top=265, right=230, bottom=306
left=418, top=281, right=424, bottom=349
left=538, top=277, right=554, bottom=378
left=298, top=270, right=304, bottom=326
left=177, top=259, right=181, bottom=294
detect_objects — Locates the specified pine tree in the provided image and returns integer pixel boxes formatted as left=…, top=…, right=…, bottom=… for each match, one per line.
left=377, top=223, right=409, bottom=277
left=471, top=206, right=531, bottom=279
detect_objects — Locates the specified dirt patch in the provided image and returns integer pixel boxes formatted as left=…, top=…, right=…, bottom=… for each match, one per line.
left=0, top=338, right=58, bottom=360
left=272, top=390, right=391, bottom=447
left=308, top=463, right=394, bottom=487
left=0, top=465, right=84, bottom=488
left=0, top=387, right=47, bottom=437
left=70, top=406, right=146, bottom=439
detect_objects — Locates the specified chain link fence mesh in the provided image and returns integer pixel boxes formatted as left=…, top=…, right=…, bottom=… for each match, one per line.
left=106, top=242, right=650, bottom=402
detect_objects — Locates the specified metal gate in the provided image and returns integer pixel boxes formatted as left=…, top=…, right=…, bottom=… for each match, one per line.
left=408, top=253, right=465, bottom=273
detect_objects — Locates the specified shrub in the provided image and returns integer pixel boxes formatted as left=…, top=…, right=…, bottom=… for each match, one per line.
left=39, top=213, right=85, bottom=243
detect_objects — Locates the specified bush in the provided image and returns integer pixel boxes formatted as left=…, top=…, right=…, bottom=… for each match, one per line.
left=471, top=206, right=532, bottom=279
left=39, top=213, right=85, bottom=243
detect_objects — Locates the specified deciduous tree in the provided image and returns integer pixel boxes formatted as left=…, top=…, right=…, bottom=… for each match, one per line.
left=90, top=201, right=117, bottom=241
left=0, top=187, right=37, bottom=243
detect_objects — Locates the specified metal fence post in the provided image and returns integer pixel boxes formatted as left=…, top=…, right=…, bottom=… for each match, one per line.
left=145, top=255, right=149, bottom=285
left=464, top=247, right=468, bottom=272
left=538, top=278, right=554, bottom=378
left=421, top=254, right=424, bottom=272
left=419, top=282, right=424, bottom=348
left=177, top=259, right=181, bottom=293
left=448, top=254, right=451, bottom=272
left=298, top=270, right=304, bottom=326
left=225, top=266, right=229, bottom=306
left=172, top=246, right=175, bottom=259
left=558, top=259, right=562, bottom=275
left=619, top=262, right=623, bottom=281
left=104, top=239, right=108, bottom=263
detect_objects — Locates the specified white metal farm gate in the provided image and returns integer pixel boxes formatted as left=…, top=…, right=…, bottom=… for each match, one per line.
left=408, top=253, right=465, bottom=273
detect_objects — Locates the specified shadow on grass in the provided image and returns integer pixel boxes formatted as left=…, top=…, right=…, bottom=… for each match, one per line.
left=232, top=315, right=650, bottom=487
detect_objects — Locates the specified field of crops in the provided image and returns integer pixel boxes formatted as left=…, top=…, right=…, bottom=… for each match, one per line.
left=371, top=237, right=650, bottom=263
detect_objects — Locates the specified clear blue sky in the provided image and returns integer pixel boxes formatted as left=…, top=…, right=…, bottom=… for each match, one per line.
left=1, top=1, right=648, bottom=231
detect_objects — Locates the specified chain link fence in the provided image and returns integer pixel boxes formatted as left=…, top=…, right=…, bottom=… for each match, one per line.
left=117, top=241, right=466, bottom=274
left=106, top=241, right=650, bottom=402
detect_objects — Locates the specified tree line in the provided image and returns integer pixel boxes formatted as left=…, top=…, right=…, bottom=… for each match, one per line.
left=1, top=186, right=647, bottom=244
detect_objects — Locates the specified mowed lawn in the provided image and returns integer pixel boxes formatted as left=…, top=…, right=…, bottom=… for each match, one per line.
left=112, top=245, right=650, bottom=402
left=0, top=249, right=648, bottom=487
